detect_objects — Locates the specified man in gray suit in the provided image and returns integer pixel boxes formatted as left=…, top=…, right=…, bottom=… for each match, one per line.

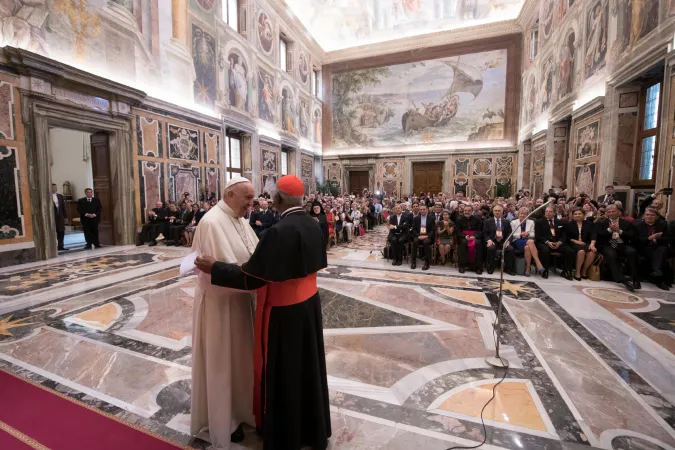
left=52, top=183, right=68, bottom=251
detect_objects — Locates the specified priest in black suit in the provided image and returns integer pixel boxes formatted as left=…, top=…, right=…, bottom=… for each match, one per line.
left=387, top=204, right=410, bottom=266
left=137, top=201, right=169, bottom=246
left=456, top=204, right=484, bottom=274
left=482, top=204, right=512, bottom=274
left=77, top=188, right=102, bottom=249
left=194, top=175, right=330, bottom=450
left=634, top=207, right=670, bottom=290
left=52, top=183, right=67, bottom=251
left=594, top=204, right=638, bottom=290
left=410, top=204, right=435, bottom=271
left=534, top=205, right=565, bottom=279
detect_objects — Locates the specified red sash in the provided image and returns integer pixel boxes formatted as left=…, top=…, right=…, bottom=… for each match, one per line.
left=465, top=230, right=477, bottom=263
left=251, top=273, right=318, bottom=429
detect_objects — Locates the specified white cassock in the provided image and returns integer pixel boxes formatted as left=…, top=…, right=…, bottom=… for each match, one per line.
left=191, top=199, right=259, bottom=450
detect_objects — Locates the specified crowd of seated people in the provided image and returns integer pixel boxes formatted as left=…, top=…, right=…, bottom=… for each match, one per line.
left=134, top=184, right=675, bottom=292
left=358, top=185, right=673, bottom=292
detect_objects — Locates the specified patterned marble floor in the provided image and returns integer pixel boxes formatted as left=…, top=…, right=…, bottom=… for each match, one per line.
left=1, top=240, right=675, bottom=449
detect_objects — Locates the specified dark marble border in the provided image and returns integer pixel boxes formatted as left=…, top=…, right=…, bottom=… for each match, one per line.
left=0, top=246, right=36, bottom=268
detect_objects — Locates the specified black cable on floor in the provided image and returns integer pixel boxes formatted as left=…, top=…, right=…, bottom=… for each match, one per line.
left=445, top=320, right=509, bottom=449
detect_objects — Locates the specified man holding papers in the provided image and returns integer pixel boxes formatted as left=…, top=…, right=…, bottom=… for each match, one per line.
left=190, top=177, right=258, bottom=449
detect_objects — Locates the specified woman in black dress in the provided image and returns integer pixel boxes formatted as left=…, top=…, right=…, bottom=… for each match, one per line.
left=311, top=202, right=329, bottom=248
left=437, top=211, right=454, bottom=265
left=562, top=207, right=597, bottom=280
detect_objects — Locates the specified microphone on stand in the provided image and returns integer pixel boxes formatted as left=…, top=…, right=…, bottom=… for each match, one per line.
left=485, top=197, right=555, bottom=368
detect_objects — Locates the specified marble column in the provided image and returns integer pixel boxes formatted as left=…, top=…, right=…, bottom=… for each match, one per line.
left=658, top=52, right=675, bottom=220
left=171, top=0, right=187, bottom=45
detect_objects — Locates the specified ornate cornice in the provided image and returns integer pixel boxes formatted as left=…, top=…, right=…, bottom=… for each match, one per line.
left=3, top=47, right=146, bottom=105
left=269, top=0, right=325, bottom=63
left=322, top=20, right=522, bottom=64
left=516, top=0, right=539, bottom=29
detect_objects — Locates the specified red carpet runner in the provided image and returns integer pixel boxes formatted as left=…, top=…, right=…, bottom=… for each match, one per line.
left=0, top=369, right=186, bottom=450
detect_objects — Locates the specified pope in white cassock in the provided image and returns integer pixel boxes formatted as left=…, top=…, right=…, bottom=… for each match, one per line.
left=190, top=177, right=258, bottom=449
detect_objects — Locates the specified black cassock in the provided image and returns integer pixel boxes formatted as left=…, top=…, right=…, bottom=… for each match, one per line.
left=209, top=207, right=331, bottom=450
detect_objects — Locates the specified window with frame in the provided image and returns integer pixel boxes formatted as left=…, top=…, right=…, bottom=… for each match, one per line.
left=635, top=82, right=661, bottom=183
left=225, top=135, right=242, bottom=182
left=311, top=69, right=321, bottom=98
left=222, top=0, right=238, bottom=32
left=530, top=29, right=539, bottom=60
left=279, top=37, right=288, bottom=71
left=281, top=150, right=288, bottom=175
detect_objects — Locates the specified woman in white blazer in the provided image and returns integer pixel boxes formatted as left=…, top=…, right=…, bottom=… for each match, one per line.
left=508, top=207, right=545, bottom=276
left=350, top=203, right=362, bottom=235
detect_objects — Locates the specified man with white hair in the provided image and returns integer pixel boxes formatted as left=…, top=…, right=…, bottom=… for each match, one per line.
left=196, top=175, right=331, bottom=450
left=190, top=177, right=258, bottom=449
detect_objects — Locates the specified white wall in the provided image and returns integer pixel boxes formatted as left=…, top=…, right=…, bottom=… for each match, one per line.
left=49, top=127, right=93, bottom=198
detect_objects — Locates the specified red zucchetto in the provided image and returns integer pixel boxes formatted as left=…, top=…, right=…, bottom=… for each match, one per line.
left=277, top=175, right=305, bottom=196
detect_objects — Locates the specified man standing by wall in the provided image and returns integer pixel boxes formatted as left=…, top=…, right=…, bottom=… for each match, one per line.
left=77, top=188, right=102, bottom=250
left=52, top=183, right=67, bottom=251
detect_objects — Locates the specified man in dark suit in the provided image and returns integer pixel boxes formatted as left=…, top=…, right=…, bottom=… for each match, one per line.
left=456, top=204, right=484, bottom=274
left=410, top=204, right=435, bottom=271
left=634, top=208, right=670, bottom=290
left=250, top=200, right=275, bottom=237
left=137, top=200, right=169, bottom=246
left=597, top=185, right=616, bottom=206
left=482, top=204, right=512, bottom=274
left=77, top=188, right=102, bottom=249
left=52, top=183, right=68, bottom=251
left=594, top=204, right=638, bottom=291
left=387, top=204, right=409, bottom=266
left=534, top=205, right=565, bottom=279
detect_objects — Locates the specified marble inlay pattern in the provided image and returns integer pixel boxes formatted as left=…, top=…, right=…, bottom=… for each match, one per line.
left=0, top=253, right=159, bottom=296
left=0, top=247, right=674, bottom=449
left=320, top=288, right=426, bottom=329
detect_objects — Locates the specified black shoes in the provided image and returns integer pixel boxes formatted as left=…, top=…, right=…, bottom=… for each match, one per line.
left=410, top=262, right=417, bottom=270
left=231, top=424, right=244, bottom=443
left=422, top=263, right=430, bottom=271
left=541, top=269, right=549, bottom=279
left=560, top=271, right=573, bottom=281
left=94, top=245, right=101, bottom=249
left=486, top=267, right=494, bottom=275
left=623, top=279, right=635, bottom=292
left=84, top=245, right=92, bottom=250
left=392, top=260, right=402, bottom=266
left=459, top=266, right=465, bottom=273
left=633, top=279, right=642, bottom=290
left=148, top=241, right=157, bottom=247
left=57, top=247, right=68, bottom=251
left=475, top=269, right=482, bottom=275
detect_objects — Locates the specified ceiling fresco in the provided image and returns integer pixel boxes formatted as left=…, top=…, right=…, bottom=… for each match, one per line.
left=283, top=0, right=525, bottom=51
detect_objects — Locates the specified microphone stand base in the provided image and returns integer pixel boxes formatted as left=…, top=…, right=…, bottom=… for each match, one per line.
left=485, top=355, right=509, bottom=368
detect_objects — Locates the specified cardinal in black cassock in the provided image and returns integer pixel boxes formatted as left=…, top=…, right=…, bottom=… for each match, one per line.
left=195, top=175, right=331, bottom=450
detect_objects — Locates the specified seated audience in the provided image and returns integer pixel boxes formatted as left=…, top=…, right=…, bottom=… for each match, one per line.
left=594, top=204, right=639, bottom=291
left=456, top=204, right=484, bottom=274
left=387, top=204, right=410, bottom=266
left=482, top=204, right=512, bottom=275
left=534, top=206, right=565, bottom=279
left=183, top=203, right=202, bottom=247
left=410, top=204, right=435, bottom=271
left=437, top=211, right=454, bottom=265
left=137, top=201, right=169, bottom=247
left=561, top=208, right=597, bottom=280
left=635, top=207, right=670, bottom=290
left=505, top=207, right=544, bottom=276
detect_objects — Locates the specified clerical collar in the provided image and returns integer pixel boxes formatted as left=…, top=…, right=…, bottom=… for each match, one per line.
left=217, top=200, right=240, bottom=218
left=281, top=206, right=305, bottom=218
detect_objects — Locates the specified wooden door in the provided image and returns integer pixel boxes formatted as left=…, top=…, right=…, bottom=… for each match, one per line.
left=349, top=170, right=369, bottom=194
left=90, top=132, right=114, bottom=245
left=413, top=162, right=443, bottom=195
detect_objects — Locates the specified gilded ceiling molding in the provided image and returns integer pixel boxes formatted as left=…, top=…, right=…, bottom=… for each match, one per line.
left=268, top=0, right=325, bottom=63
left=322, top=20, right=521, bottom=64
